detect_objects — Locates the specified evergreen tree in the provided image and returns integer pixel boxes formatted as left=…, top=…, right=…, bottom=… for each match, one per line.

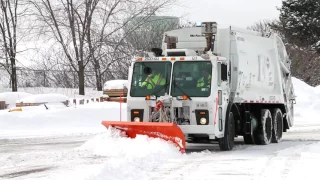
left=273, top=0, right=320, bottom=52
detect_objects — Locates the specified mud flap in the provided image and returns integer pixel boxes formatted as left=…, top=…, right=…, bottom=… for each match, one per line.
left=101, top=121, right=186, bottom=153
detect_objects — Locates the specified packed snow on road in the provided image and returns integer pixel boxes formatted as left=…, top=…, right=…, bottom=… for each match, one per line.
left=1, top=77, right=320, bottom=180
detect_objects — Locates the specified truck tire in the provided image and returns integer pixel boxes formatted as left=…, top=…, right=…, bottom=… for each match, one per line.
left=254, top=109, right=272, bottom=145
left=271, top=108, right=283, bottom=143
left=219, top=112, right=235, bottom=151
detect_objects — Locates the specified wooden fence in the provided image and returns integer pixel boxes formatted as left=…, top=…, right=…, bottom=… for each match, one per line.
left=16, top=100, right=69, bottom=107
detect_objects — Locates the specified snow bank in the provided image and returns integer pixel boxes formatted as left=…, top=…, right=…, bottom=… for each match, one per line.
left=63, top=128, right=184, bottom=180
left=0, top=102, right=127, bottom=139
left=0, top=92, right=32, bottom=108
left=292, top=77, right=319, bottom=112
left=292, top=77, right=315, bottom=110
left=17, top=93, right=69, bottom=103
left=291, top=77, right=320, bottom=114
left=103, top=80, right=128, bottom=90
left=288, top=77, right=320, bottom=133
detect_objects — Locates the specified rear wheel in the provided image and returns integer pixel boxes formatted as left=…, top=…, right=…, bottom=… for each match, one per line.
left=272, top=108, right=283, bottom=143
left=254, top=109, right=272, bottom=145
left=219, top=112, right=235, bottom=151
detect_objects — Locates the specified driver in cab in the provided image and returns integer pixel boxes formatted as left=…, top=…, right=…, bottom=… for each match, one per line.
left=197, top=69, right=211, bottom=88
left=141, top=67, right=166, bottom=89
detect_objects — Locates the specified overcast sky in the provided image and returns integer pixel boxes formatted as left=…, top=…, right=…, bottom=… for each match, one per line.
left=164, top=0, right=283, bottom=27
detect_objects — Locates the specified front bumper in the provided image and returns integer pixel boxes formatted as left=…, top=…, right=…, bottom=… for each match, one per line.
left=178, top=125, right=216, bottom=139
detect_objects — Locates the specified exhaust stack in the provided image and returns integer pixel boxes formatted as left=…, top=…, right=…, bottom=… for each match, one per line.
left=164, top=34, right=178, bottom=49
left=201, top=22, right=217, bottom=52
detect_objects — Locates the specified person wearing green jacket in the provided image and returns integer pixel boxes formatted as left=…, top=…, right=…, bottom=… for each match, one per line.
left=141, top=68, right=166, bottom=89
left=197, top=69, right=211, bottom=88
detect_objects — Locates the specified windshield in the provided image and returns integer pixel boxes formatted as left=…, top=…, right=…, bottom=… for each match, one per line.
left=130, top=61, right=172, bottom=97
left=171, top=61, right=212, bottom=97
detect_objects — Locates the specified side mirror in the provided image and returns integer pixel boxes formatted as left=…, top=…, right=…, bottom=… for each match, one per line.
left=221, top=63, right=228, bottom=81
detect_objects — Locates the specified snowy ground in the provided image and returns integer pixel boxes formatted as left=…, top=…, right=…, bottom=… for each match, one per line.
left=0, top=87, right=103, bottom=99
left=1, top=77, right=320, bottom=180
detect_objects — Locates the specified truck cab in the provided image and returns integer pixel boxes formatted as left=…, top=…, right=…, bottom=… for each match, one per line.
left=126, top=22, right=231, bottom=147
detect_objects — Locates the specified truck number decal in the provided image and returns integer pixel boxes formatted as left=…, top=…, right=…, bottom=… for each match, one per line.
left=258, top=55, right=274, bottom=86
left=269, top=96, right=276, bottom=101
left=196, top=102, right=208, bottom=108
left=145, top=57, right=160, bottom=61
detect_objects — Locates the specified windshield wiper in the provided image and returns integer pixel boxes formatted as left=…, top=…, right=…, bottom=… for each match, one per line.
left=172, top=79, right=192, bottom=100
left=148, top=83, right=169, bottom=97
left=147, top=79, right=192, bottom=100
left=148, top=73, right=170, bottom=98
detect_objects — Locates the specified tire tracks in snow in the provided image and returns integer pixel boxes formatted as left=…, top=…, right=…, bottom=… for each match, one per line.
left=257, top=141, right=314, bottom=180
left=148, top=141, right=319, bottom=180
left=0, top=134, right=104, bottom=180
left=149, top=145, right=256, bottom=180
left=149, top=156, right=256, bottom=180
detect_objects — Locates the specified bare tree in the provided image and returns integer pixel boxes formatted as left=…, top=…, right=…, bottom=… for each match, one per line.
left=86, top=0, right=176, bottom=91
left=31, top=0, right=176, bottom=94
left=30, top=0, right=100, bottom=95
left=124, top=16, right=179, bottom=51
left=0, top=0, right=19, bottom=91
left=247, top=19, right=273, bottom=34
left=248, top=19, right=291, bottom=44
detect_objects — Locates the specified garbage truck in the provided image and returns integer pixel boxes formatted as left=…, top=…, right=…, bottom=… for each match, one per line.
left=102, top=22, right=296, bottom=153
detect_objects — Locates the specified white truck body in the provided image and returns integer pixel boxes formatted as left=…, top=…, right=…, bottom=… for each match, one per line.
left=125, top=23, right=296, bottom=150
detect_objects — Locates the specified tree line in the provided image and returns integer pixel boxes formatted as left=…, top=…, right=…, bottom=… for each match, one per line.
left=1, top=0, right=319, bottom=95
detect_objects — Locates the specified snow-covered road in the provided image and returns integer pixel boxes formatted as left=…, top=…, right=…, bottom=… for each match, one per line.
left=150, top=132, right=320, bottom=180
left=0, top=135, right=99, bottom=179
left=1, top=127, right=320, bottom=180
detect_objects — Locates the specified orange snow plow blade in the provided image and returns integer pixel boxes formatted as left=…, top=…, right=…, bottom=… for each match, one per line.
left=101, top=121, right=186, bottom=153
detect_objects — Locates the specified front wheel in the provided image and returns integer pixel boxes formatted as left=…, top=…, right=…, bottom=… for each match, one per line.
left=219, top=112, right=235, bottom=151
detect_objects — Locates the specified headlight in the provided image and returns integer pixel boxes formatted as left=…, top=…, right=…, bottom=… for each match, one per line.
left=200, top=117, right=207, bottom=125
left=133, top=117, right=141, bottom=122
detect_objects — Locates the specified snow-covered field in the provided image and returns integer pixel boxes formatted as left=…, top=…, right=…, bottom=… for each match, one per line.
left=1, top=77, right=320, bottom=180
left=0, top=87, right=103, bottom=99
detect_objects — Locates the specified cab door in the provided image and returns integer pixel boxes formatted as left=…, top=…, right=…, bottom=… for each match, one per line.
left=215, top=61, right=230, bottom=137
